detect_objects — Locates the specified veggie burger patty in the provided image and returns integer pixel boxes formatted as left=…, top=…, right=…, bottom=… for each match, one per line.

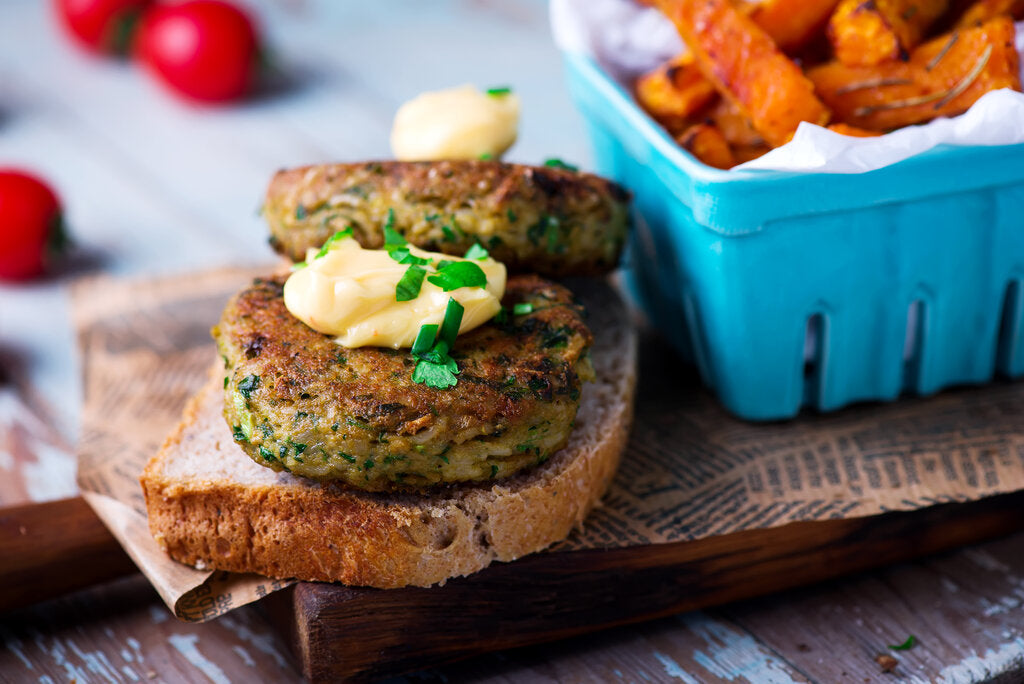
left=263, top=160, right=631, bottom=278
left=214, top=273, right=595, bottom=492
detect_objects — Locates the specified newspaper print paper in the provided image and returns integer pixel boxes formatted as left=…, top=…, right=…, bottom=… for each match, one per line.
left=75, top=267, right=1024, bottom=621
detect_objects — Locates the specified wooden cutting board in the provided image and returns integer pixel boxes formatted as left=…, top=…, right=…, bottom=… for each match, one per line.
left=263, top=492, right=1024, bottom=682
left=258, top=334, right=1024, bottom=682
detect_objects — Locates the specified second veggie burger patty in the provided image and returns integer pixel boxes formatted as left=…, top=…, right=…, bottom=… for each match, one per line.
left=263, top=160, right=631, bottom=277
left=214, top=273, right=595, bottom=492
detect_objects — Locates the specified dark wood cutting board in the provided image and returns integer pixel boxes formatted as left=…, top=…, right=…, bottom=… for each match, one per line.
left=261, top=333, right=1024, bottom=682
left=263, top=492, right=1024, bottom=682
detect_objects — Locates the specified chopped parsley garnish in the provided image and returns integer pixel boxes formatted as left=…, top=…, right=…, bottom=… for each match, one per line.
left=889, top=636, right=917, bottom=651
left=396, top=265, right=427, bottom=301
left=313, top=227, right=354, bottom=260
left=491, top=465, right=499, bottom=478
left=427, top=261, right=487, bottom=291
left=543, top=158, right=579, bottom=172
left=382, top=210, right=430, bottom=266
left=382, top=208, right=402, bottom=247
left=463, top=243, right=489, bottom=260
left=382, top=209, right=430, bottom=301
left=412, top=341, right=459, bottom=389
left=479, top=153, right=494, bottom=161
left=295, top=204, right=308, bottom=220
left=513, top=302, right=534, bottom=315
left=441, top=224, right=456, bottom=242
left=237, top=374, right=260, bottom=399
left=437, top=298, right=463, bottom=347
left=486, top=86, right=512, bottom=96
left=392, top=248, right=431, bottom=266
left=412, top=323, right=440, bottom=356
left=290, top=227, right=354, bottom=271
left=411, top=299, right=464, bottom=389
left=258, top=446, right=275, bottom=462
left=394, top=249, right=431, bottom=266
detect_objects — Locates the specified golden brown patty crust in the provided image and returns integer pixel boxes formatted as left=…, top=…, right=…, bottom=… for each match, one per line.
left=213, top=274, right=595, bottom=492
left=263, top=160, right=631, bottom=277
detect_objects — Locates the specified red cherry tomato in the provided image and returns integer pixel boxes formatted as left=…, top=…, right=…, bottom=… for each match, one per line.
left=55, top=0, right=152, bottom=55
left=135, top=0, right=260, bottom=103
left=0, top=171, right=65, bottom=282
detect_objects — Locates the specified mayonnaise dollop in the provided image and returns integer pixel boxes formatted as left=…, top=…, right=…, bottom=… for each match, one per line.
left=283, top=237, right=506, bottom=349
left=390, top=84, right=520, bottom=161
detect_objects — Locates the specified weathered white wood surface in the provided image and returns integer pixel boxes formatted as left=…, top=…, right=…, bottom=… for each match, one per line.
left=2, top=0, right=1024, bottom=682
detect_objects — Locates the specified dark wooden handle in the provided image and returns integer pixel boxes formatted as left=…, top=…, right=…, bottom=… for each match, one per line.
left=0, top=497, right=137, bottom=613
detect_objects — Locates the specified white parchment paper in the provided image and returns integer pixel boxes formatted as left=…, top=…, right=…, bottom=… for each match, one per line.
left=550, top=0, right=1024, bottom=174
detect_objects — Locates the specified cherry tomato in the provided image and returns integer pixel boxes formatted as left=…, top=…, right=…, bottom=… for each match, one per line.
left=135, top=1, right=260, bottom=103
left=0, top=171, right=65, bottom=282
left=55, top=0, right=152, bottom=55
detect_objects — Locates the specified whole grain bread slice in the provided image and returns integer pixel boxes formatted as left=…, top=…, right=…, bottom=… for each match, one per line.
left=140, top=279, right=636, bottom=588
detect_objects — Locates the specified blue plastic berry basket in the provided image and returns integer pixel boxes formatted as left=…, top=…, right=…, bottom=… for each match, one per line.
left=564, top=52, right=1024, bottom=421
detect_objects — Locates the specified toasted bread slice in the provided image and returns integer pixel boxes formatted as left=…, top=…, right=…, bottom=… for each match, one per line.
left=140, top=280, right=636, bottom=588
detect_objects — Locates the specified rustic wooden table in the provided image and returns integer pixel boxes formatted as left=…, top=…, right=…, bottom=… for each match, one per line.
left=2, top=1, right=1024, bottom=682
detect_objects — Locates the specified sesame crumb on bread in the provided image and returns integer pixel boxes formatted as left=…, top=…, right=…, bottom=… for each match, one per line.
left=140, top=279, right=636, bottom=588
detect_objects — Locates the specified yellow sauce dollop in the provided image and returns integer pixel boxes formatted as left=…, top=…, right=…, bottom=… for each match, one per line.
left=390, top=84, right=520, bottom=161
left=283, top=237, right=506, bottom=349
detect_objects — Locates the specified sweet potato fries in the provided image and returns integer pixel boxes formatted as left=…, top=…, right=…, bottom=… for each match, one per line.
left=637, top=0, right=1022, bottom=168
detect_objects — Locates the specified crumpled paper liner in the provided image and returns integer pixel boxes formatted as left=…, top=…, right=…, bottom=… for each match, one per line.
left=75, top=267, right=1024, bottom=621
left=550, top=0, right=1024, bottom=173
left=73, top=265, right=295, bottom=621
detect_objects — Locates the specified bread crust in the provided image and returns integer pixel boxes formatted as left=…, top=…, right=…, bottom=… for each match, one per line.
left=141, top=280, right=636, bottom=588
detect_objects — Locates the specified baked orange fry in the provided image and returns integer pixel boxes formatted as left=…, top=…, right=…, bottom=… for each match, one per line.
left=708, top=98, right=765, bottom=147
left=732, top=143, right=773, bottom=164
left=677, top=123, right=737, bottom=169
left=828, top=0, right=952, bottom=66
left=656, top=0, right=831, bottom=147
left=809, top=17, right=1021, bottom=130
left=635, top=53, right=718, bottom=133
left=636, top=1, right=835, bottom=137
left=956, top=0, right=1024, bottom=25
left=749, top=0, right=841, bottom=53
left=827, top=123, right=884, bottom=136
